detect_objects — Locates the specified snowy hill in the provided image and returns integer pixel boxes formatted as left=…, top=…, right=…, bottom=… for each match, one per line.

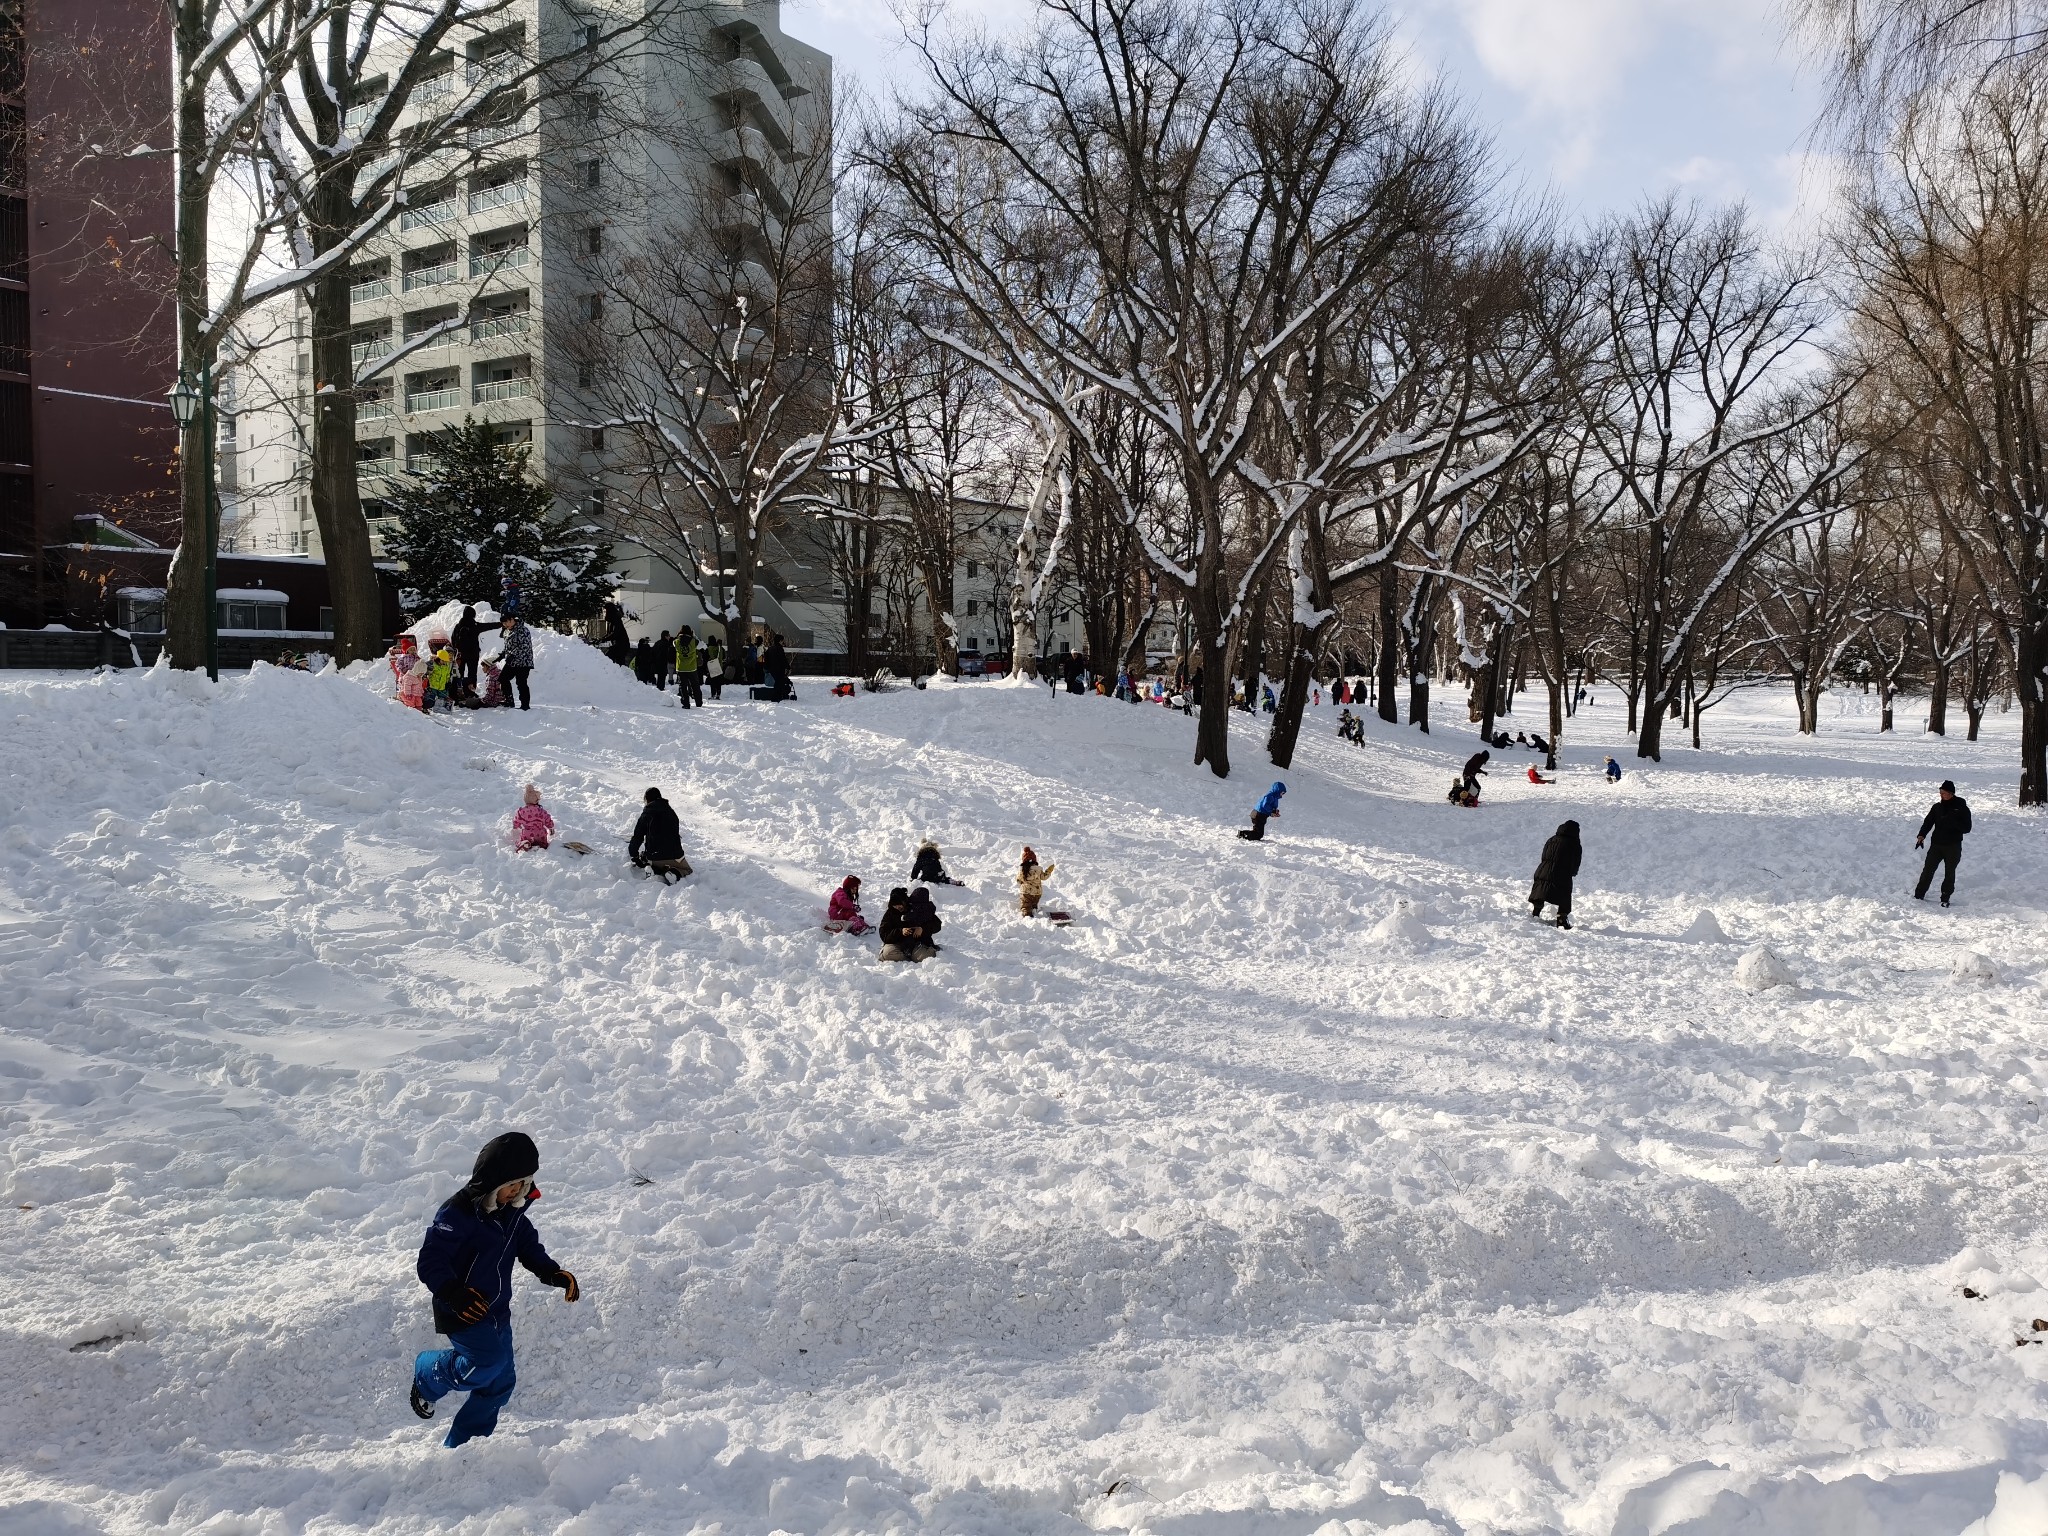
left=4, top=649, right=2048, bottom=1535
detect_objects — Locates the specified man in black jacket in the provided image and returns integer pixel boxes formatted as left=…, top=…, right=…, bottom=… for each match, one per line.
left=451, top=606, right=483, bottom=691
left=1461, top=749, right=1491, bottom=799
left=1914, top=779, right=1973, bottom=906
left=628, top=788, right=691, bottom=883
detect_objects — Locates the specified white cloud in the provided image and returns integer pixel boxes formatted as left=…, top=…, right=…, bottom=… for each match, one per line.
left=1443, top=0, right=1651, bottom=117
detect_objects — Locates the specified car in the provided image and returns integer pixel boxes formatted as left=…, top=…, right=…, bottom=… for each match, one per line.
left=956, top=648, right=984, bottom=676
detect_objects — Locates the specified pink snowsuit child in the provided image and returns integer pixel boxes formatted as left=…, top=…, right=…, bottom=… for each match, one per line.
left=512, top=784, right=555, bottom=851
left=826, top=876, right=870, bottom=934
left=391, top=636, right=427, bottom=711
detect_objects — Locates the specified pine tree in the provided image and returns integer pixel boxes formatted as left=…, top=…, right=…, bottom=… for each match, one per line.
left=382, top=421, right=617, bottom=625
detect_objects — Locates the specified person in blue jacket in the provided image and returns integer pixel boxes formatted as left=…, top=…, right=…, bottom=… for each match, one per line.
left=1238, top=781, right=1286, bottom=841
left=411, top=1132, right=579, bottom=1447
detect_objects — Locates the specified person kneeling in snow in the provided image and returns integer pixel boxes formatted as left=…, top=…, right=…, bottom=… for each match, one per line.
left=911, top=838, right=960, bottom=885
left=1447, top=777, right=1479, bottom=808
left=411, top=1132, right=579, bottom=1448
left=1016, top=847, right=1058, bottom=916
left=880, top=886, right=941, bottom=961
left=1526, top=765, right=1553, bottom=784
left=827, top=875, right=870, bottom=933
left=512, top=785, right=554, bottom=850
left=1238, top=782, right=1286, bottom=841
left=628, top=787, right=691, bottom=883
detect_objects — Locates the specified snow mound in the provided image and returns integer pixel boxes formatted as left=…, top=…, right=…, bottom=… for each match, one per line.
left=1370, top=898, right=1437, bottom=946
left=1951, top=950, right=1999, bottom=984
left=1683, top=908, right=1733, bottom=943
left=1737, top=945, right=1799, bottom=991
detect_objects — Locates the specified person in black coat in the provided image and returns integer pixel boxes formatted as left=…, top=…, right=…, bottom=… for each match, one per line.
left=1530, top=819, right=1582, bottom=929
left=411, top=1132, right=579, bottom=1447
left=765, top=634, right=792, bottom=701
left=1462, top=749, right=1491, bottom=798
left=628, top=787, right=691, bottom=882
left=451, top=606, right=484, bottom=691
left=1914, top=779, right=1973, bottom=906
left=632, top=637, right=654, bottom=685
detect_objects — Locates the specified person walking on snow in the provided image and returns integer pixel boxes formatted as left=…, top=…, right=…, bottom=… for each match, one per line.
left=1530, top=820, right=1582, bottom=930
left=627, top=788, right=691, bottom=882
left=411, top=1132, right=579, bottom=1448
left=511, top=785, right=554, bottom=851
left=1462, top=749, right=1491, bottom=799
left=1016, top=846, right=1058, bottom=915
left=827, top=875, right=870, bottom=933
left=496, top=617, right=534, bottom=710
left=1238, top=782, right=1286, bottom=841
left=1914, top=779, right=1973, bottom=906
left=703, top=637, right=726, bottom=701
left=674, top=626, right=703, bottom=709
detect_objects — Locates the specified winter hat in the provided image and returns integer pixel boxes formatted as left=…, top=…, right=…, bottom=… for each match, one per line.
left=1021, top=845, right=1038, bottom=868
left=1940, top=780, right=1956, bottom=794
left=466, top=1132, right=539, bottom=1194
left=1270, top=782, right=1287, bottom=796
left=842, top=875, right=861, bottom=892
left=644, top=787, right=665, bottom=803
left=887, top=886, right=909, bottom=906
left=523, top=784, right=542, bottom=806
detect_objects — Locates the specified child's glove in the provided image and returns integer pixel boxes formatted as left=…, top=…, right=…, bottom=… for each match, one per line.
left=439, top=1286, right=491, bottom=1326
left=543, top=1268, right=580, bottom=1302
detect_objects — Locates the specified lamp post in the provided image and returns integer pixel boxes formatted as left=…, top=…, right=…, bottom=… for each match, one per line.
left=168, top=365, right=217, bottom=681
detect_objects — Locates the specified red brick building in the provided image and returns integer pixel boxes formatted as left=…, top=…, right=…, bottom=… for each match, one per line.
left=0, top=0, right=177, bottom=629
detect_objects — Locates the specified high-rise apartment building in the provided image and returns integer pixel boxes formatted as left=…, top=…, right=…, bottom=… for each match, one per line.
left=231, top=0, right=840, bottom=649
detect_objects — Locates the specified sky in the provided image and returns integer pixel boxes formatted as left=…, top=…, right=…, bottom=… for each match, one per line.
left=783, top=0, right=1838, bottom=238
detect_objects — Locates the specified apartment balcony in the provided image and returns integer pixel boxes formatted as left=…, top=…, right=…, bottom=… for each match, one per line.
left=349, top=337, right=394, bottom=367
left=713, top=125, right=778, bottom=177
left=470, top=313, right=529, bottom=343
left=348, top=276, right=391, bottom=305
left=356, top=456, right=398, bottom=479
left=415, top=74, right=452, bottom=105
left=407, top=455, right=445, bottom=476
left=469, top=246, right=530, bottom=278
left=403, top=261, right=458, bottom=291
left=473, top=376, right=532, bottom=404
left=467, top=53, right=522, bottom=85
left=357, top=396, right=394, bottom=421
left=399, top=198, right=459, bottom=232
left=406, top=387, right=461, bottom=414
left=467, top=114, right=529, bottom=150
left=712, top=190, right=784, bottom=248
left=343, top=99, right=383, bottom=136
left=468, top=180, right=526, bottom=216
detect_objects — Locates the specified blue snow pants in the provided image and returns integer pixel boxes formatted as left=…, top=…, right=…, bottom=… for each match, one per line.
left=414, top=1318, right=516, bottom=1448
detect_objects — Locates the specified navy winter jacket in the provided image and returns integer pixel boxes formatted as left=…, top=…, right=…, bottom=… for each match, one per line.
left=416, top=1190, right=562, bottom=1333
left=1255, top=783, right=1286, bottom=817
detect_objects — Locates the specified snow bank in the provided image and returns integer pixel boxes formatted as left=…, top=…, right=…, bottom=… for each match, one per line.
left=4, top=675, right=2048, bottom=1534
left=1952, top=949, right=2000, bottom=984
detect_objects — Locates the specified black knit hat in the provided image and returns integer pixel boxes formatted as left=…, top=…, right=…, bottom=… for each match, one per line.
left=466, top=1132, right=539, bottom=1194
left=1941, top=780, right=1956, bottom=794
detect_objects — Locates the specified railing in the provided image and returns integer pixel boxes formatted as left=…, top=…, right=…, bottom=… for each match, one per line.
left=399, top=199, right=458, bottom=231
left=415, top=74, right=452, bottom=104
left=407, top=455, right=444, bottom=476
left=468, top=181, right=525, bottom=215
left=348, top=277, right=390, bottom=305
left=356, top=457, right=398, bottom=478
left=406, top=387, right=461, bottom=413
left=467, top=115, right=528, bottom=149
left=357, top=396, right=394, bottom=420
left=349, top=337, right=393, bottom=367
left=470, top=312, right=528, bottom=342
left=469, top=246, right=529, bottom=277
left=472, top=377, right=532, bottom=403
left=467, top=53, right=522, bottom=84
left=403, top=262, right=457, bottom=290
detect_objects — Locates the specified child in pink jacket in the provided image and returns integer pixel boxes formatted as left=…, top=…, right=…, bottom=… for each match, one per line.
left=826, top=875, right=869, bottom=933
left=512, top=784, right=555, bottom=851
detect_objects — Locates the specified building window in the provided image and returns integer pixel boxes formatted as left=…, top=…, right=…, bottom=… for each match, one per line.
left=585, top=293, right=602, bottom=321
left=577, top=361, right=596, bottom=387
left=587, top=426, right=604, bottom=450
left=585, top=226, right=603, bottom=256
left=965, top=560, right=978, bottom=578
left=317, top=605, right=334, bottom=631
left=219, top=599, right=287, bottom=632
left=581, top=159, right=600, bottom=189
left=579, top=21, right=600, bottom=49
left=117, top=591, right=165, bottom=634
left=965, top=598, right=978, bottom=617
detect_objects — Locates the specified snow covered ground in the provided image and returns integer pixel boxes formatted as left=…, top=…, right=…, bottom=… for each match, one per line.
left=4, top=642, right=2048, bottom=1536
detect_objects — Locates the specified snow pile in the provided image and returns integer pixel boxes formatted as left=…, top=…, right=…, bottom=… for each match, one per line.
left=1683, top=907, right=1733, bottom=942
left=1368, top=896, right=1437, bottom=945
left=1737, top=944, right=1800, bottom=991
left=4, top=675, right=2048, bottom=1534
left=1952, top=949, right=2000, bottom=984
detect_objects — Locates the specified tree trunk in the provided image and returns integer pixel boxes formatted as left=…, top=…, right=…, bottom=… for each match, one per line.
left=305, top=269, right=384, bottom=662
left=1927, top=659, right=1949, bottom=735
left=1268, top=613, right=1332, bottom=770
left=1375, top=563, right=1399, bottom=723
left=1407, top=606, right=1434, bottom=734
left=1880, top=681, right=1896, bottom=733
left=1636, top=533, right=1669, bottom=760
left=1237, top=572, right=1269, bottom=711
left=1192, top=600, right=1232, bottom=777
left=1796, top=672, right=1820, bottom=734
left=2019, top=622, right=2047, bottom=805
left=1546, top=677, right=1563, bottom=770
left=164, top=10, right=210, bottom=672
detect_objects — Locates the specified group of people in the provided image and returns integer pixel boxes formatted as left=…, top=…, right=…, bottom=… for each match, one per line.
left=823, top=841, right=1062, bottom=961
left=390, top=608, right=535, bottom=713
left=613, top=619, right=794, bottom=705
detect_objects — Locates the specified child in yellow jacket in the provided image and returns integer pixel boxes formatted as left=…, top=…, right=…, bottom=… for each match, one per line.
left=1016, top=845, right=1056, bottom=917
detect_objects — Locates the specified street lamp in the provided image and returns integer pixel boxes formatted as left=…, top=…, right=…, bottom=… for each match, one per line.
left=168, top=365, right=218, bottom=681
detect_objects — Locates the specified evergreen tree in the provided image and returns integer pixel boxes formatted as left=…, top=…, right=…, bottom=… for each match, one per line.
left=382, top=421, right=617, bottom=624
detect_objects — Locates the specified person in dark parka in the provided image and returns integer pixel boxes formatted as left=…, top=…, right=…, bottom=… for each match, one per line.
left=1530, top=819, right=1582, bottom=929
left=628, top=788, right=691, bottom=882
left=1462, top=749, right=1491, bottom=798
left=411, top=1132, right=579, bottom=1448
left=1914, top=779, right=1973, bottom=906
left=451, top=605, right=484, bottom=691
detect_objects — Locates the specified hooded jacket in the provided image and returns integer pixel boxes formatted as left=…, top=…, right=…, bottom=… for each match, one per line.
left=1530, top=821, right=1582, bottom=905
left=416, top=1133, right=565, bottom=1332
left=910, top=842, right=947, bottom=883
left=904, top=888, right=943, bottom=942
left=1255, top=783, right=1286, bottom=817
left=1463, top=751, right=1491, bottom=781
left=629, top=795, right=684, bottom=862
left=1016, top=859, right=1057, bottom=901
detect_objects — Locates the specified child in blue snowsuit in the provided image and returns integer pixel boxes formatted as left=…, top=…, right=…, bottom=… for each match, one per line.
left=1238, top=781, right=1286, bottom=840
left=411, top=1132, right=579, bottom=1447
